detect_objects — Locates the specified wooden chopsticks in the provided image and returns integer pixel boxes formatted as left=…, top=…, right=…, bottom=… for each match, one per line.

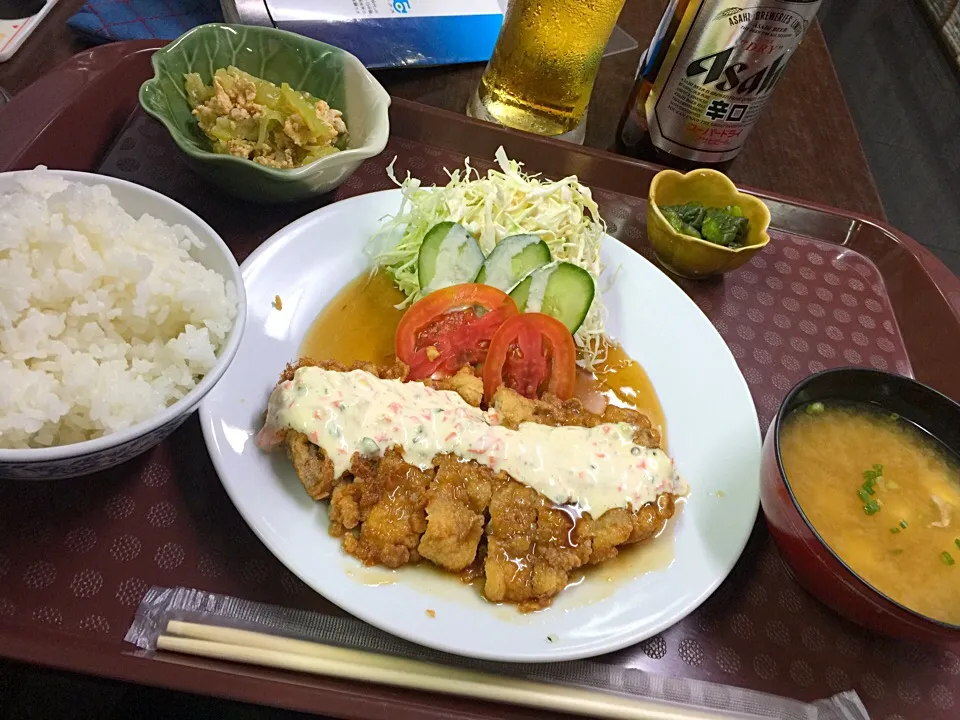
left=157, top=621, right=727, bottom=720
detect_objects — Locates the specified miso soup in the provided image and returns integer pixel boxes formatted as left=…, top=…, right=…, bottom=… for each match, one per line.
left=780, top=402, right=960, bottom=625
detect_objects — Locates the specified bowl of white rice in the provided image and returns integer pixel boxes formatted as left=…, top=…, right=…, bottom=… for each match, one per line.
left=0, top=168, right=245, bottom=479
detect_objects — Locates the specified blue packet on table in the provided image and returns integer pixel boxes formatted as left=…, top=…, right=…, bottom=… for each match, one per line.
left=68, top=0, right=222, bottom=43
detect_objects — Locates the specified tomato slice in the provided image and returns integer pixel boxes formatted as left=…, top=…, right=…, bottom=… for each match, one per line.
left=483, top=313, right=577, bottom=403
left=395, top=284, right=519, bottom=380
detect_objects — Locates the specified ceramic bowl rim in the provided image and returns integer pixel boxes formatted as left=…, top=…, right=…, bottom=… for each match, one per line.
left=138, top=23, right=392, bottom=181
left=648, top=168, right=772, bottom=254
left=772, top=366, right=960, bottom=632
left=0, top=169, right=247, bottom=466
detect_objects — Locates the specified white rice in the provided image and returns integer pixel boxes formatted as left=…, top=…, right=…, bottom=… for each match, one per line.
left=0, top=168, right=238, bottom=449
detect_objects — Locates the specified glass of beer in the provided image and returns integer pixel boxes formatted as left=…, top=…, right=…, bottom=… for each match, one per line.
left=467, top=0, right=627, bottom=143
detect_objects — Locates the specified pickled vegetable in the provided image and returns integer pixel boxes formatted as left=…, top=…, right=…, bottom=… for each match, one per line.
left=184, top=66, right=348, bottom=169
left=660, top=201, right=749, bottom=248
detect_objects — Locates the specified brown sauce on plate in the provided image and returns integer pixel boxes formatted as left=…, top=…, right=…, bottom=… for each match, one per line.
left=301, top=270, right=405, bottom=366
left=567, top=499, right=681, bottom=602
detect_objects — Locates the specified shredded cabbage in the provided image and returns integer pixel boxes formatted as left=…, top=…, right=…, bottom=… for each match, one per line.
left=366, top=147, right=608, bottom=368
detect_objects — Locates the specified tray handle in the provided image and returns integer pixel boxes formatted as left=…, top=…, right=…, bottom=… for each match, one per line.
left=0, top=41, right=163, bottom=172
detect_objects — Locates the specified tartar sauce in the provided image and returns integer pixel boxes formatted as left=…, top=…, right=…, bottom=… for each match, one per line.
left=258, top=367, right=686, bottom=516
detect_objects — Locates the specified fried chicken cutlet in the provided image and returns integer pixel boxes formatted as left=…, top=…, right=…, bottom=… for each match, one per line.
left=257, top=359, right=685, bottom=611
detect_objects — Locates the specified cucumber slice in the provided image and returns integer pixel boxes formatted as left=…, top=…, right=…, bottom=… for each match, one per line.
left=418, top=222, right=485, bottom=294
left=509, top=262, right=595, bottom=333
left=475, top=234, right=552, bottom=291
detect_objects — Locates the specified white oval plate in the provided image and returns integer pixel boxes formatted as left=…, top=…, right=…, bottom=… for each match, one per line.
left=199, top=189, right=761, bottom=662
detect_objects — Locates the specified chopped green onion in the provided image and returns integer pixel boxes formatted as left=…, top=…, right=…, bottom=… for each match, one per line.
left=806, top=402, right=825, bottom=414
left=887, top=480, right=900, bottom=490
left=862, top=470, right=878, bottom=483
left=864, top=499, right=881, bottom=515
left=858, top=488, right=870, bottom=502
left=890, top=527, right=901, bottom=534
left=887, top=413, right=899, bottom=422
left=900, top=519, right=908, bottom=529
left=941, top=551, right=955, bottom=566
left=955, top=538, right=960, bottom=549
left=873, top=463, right=883, bottom=473
left=861, top=481, right=876, bottom=495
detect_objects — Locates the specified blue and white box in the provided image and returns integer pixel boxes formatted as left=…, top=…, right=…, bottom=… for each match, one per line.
left=222, top=0, right=508, bottom=69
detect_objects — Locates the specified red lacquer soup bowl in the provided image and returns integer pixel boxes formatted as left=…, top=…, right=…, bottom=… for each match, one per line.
left=760, top=367, right=960, bottom=644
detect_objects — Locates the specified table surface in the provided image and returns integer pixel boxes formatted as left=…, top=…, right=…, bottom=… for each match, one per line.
left=0, top=0, right=885, bottom=221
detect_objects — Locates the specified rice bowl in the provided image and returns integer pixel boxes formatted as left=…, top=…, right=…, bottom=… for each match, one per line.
left=0, top=169, right=245, bottom=479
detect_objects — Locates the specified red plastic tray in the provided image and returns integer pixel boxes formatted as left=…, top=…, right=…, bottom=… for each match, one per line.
left=1, top=41, right=959, bottom=720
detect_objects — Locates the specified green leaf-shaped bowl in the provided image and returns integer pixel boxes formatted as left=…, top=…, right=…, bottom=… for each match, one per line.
left=139, top=24, right=390, bottom=203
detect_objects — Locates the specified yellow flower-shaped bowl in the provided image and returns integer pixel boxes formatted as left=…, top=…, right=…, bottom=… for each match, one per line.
left=647, top=169, right=771, bottom=279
